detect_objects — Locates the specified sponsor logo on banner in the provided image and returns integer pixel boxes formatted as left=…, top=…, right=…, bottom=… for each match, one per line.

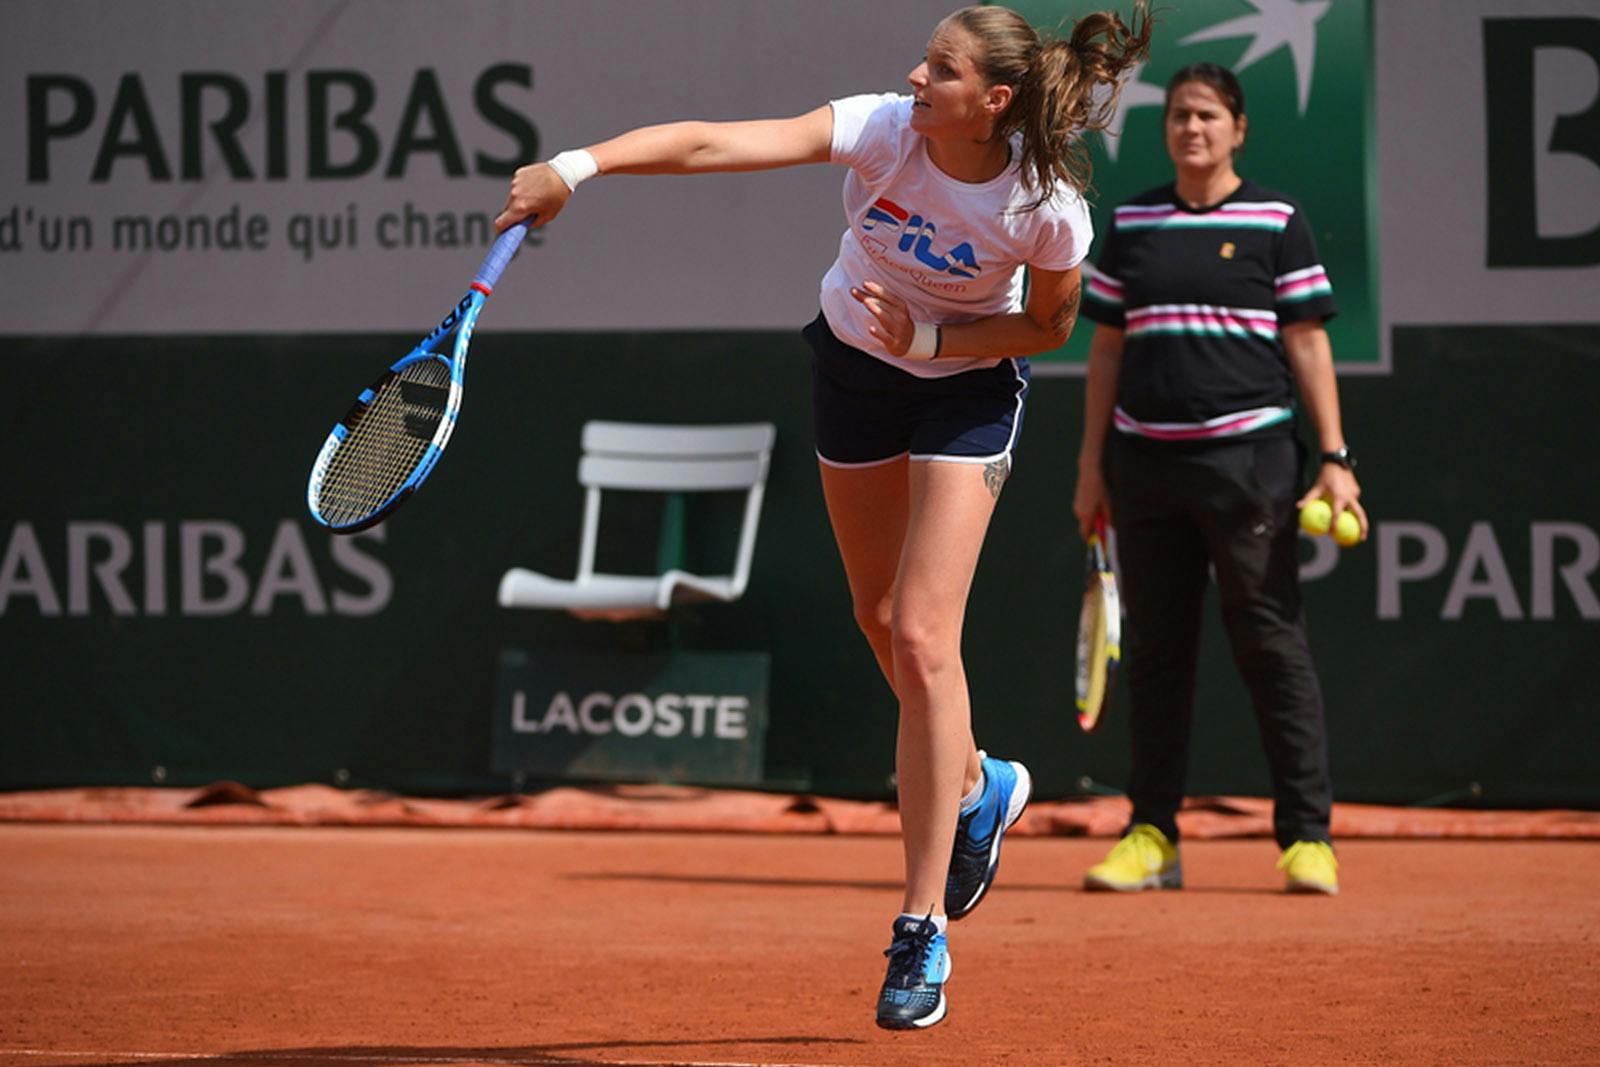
left=493, top=650, right=769, bottom=785
left=0, top=520, right=391, bottom=617
left=512, top=690, right=751, bottom=740
left=1011, top=0, right=1376, bottom=374
left=1, top=1, right=950, bottom=333
left=1483, top=17, right=1600, bottom=268
left=1378, top=1, right=1600, bottom=351
left=24, top=65, right=538, bottom=184
left=9, top=63, right=538, bottom=266
left=1300, top=521, right=1600, bottom=621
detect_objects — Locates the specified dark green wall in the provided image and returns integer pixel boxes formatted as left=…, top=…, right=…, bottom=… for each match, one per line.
left=2, top=325, right=1597, bottom=805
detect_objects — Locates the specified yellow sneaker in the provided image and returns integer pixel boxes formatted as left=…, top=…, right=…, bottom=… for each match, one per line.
left=1084, top=823, right=1182, bottom=891
left=1278, top=840, right=1339, bottom=895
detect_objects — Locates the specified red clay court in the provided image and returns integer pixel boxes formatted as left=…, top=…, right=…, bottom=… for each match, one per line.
left=3, top=789, right=1597, bottom=1067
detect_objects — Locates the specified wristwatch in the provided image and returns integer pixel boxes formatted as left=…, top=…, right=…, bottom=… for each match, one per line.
left=1319, top=446, right=1356, bottom=470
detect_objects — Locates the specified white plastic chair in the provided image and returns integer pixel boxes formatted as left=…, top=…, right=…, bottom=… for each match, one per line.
left=497, top=420, right=776, bottom=620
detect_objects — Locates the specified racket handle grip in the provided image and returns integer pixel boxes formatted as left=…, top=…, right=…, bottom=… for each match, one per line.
left=474, top=221, right=529, bottom=291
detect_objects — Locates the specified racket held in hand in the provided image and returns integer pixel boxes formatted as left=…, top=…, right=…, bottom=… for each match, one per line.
left=1075, top=515, right=1122, bottom=732
left=306, top=220, right=530, bottom=534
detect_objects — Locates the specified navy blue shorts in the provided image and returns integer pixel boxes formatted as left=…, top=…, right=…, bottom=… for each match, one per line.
left=802, top=312, right=1031, bottom=468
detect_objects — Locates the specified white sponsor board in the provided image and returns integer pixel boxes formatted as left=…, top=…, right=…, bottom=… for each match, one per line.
left=10, top=1, right=1597, bottom=344
left=1378, top=0, right=1600, bottom=358
left=0, top=0, right=948, bottom=334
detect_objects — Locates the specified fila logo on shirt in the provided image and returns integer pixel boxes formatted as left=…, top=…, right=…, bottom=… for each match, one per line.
left=861, top=198, right=981, bottom=279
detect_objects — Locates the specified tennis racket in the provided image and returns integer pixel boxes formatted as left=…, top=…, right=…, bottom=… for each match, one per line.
left=306, top=220, right=531, bottom=533
left=1075, top=514, right=1122, bottom=732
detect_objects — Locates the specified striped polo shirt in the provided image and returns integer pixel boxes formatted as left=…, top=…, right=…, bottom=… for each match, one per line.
left=1082, top=180, right=1338, bottom=443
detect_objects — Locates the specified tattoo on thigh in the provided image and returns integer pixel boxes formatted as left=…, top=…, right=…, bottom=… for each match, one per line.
left=1052, top=286, right=1082, bottom=338
left=984, top=458, right=1009, bottom=498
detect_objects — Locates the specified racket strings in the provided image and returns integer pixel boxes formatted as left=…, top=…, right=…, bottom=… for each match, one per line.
left=317, top=358, right=453, bottom=526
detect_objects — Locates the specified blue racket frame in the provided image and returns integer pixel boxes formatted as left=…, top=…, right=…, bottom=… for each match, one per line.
left=307, top=221, right=530, bottom=533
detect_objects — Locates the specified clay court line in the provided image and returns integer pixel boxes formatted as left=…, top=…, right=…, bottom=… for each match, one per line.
left=3, top=1051, right=854, bottom=1067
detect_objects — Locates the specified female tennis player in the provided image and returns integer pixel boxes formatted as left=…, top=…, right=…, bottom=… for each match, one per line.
left=496, top=3, right=1152, bottom=1029
left=1074, top=63, right=1361, bottom=897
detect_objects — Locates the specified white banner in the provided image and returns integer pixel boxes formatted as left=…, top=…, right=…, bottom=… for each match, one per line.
left=1377, top=0, right=1600, bottom=351
left=0, top=0, right=949, bottom=334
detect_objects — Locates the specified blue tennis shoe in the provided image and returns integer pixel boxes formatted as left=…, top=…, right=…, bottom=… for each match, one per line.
left=875, top=913, right=951, bottom=1030
left=945, top=754, right=1032, bottom=920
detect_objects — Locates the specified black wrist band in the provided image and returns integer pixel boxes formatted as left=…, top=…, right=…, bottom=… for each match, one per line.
left=1319, top=447, right=1356, bottom=470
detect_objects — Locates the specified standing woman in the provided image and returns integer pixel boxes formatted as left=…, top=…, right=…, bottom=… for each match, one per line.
left=497, top=3, right=1151, bottom=1030
left=1073, top=63, right=1363, bottom=895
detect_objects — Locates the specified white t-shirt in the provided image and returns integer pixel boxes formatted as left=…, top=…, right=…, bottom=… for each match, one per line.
left=820, top=92, right=1094, bottom=378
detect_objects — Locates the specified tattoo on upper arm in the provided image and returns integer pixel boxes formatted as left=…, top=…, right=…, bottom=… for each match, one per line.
left=984, top=457, right=1010, bottom=499
left=1051, top=286, right=1082, bottom=339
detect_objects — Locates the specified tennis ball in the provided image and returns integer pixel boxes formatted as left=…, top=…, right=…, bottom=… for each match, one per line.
left=1333, top=509, right=1362, bottom=547
left=1299, top=499, right=1333, bottom=536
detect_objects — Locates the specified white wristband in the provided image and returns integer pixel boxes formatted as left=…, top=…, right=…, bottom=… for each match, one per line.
left=906, top=321, right=941, bottom=361
left=547, top=149, right=599, bottom=192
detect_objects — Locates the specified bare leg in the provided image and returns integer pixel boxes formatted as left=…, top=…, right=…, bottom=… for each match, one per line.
left=819, top=457, right=998, bottom=916
left=817, top=457, right=907, bottom=688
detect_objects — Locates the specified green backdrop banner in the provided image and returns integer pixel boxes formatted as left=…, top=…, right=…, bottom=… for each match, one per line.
left=2, top=325, right=1596, bottom=805
left=1009, top=0, right=1379, bottom=372
left=5, top=0, right=1598, bottom=809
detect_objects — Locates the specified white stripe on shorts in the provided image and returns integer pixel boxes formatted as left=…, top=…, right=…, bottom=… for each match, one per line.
left=910, top=357, right=1028, bottom=465
left=815, top=449, right=909, bottom=469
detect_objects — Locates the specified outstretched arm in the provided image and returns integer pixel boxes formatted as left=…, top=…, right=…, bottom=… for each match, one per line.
left=494, top=106, right=835, bottom=233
